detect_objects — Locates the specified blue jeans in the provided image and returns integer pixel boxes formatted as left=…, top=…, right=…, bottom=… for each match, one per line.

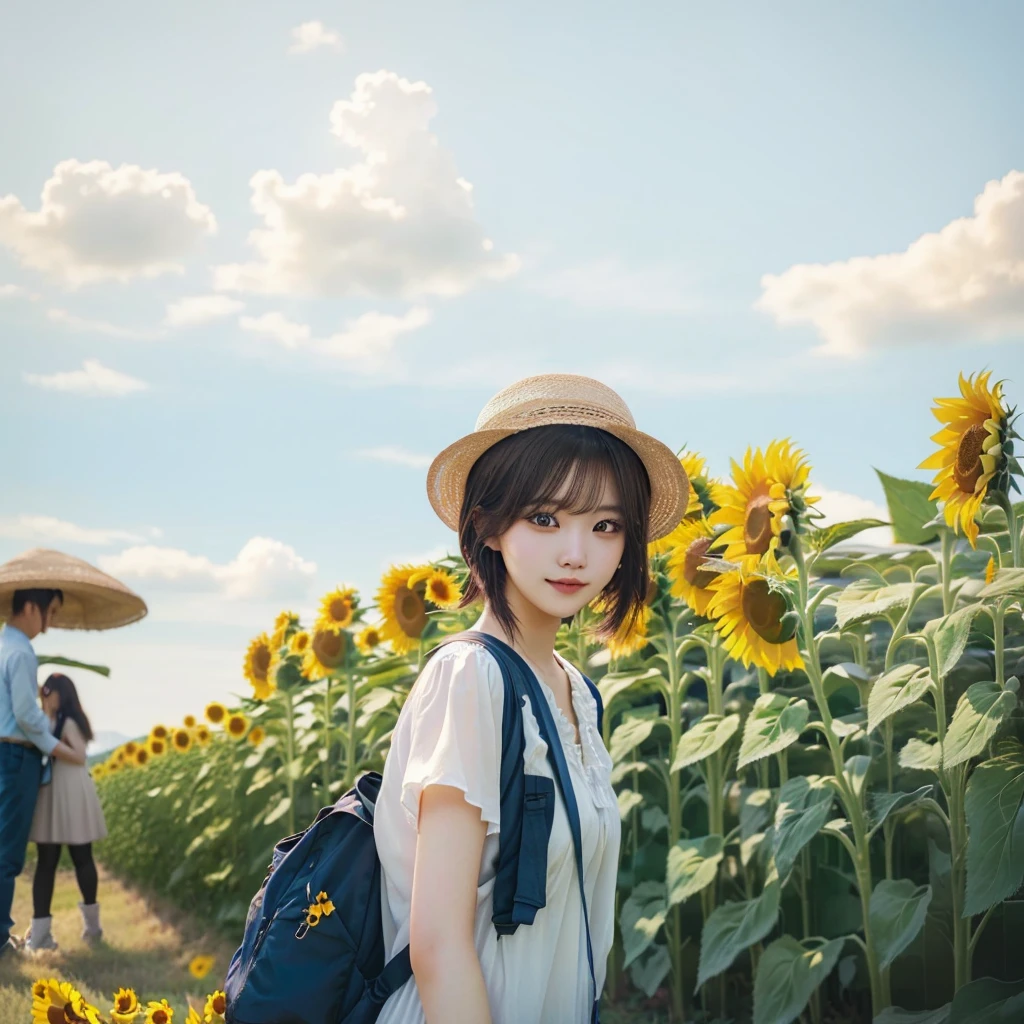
left=0, top=743, right=42, bottom=946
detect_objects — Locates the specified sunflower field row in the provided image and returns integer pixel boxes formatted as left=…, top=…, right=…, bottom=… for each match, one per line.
left=88, top=371, right=1024, bottom=1024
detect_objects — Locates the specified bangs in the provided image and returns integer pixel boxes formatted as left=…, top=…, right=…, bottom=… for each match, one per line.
left=516, top=428, right=625, bottom=518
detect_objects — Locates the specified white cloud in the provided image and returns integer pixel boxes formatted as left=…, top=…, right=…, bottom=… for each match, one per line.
left=356, top=446, right=432, bottom=469
left=536, top=259, right=700, bottom=314
left=757, top=169, right=1024, bottom=356
left=215, top=70, right=518, bottom=299
left=288, top=20, right=343, bottom=54
left=239, top=306, right=431, bottom=371
left=24, top=359, right=148, bottom=397
left=47, top=307, right=167, bottom=340
left=0, top=159, right=216, bottom=286
left=813, top=486, right=893, bottom=546
left=164, top=294, right=244, bottom=327
left=314, top=306, right=431, bottom=370
left=0, top=283, right=40, bottom=301
left=98, top=536, right=317, bottom=601
left=0, top=514, right=154, bottom=546
left=239, top=311, right=311, bottom=348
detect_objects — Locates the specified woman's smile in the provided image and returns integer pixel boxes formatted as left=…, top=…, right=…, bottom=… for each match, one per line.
left=546, top=577, right=587, bottom=595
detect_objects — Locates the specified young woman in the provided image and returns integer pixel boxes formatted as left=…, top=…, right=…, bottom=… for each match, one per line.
left=24, top=672, right=108, bottom=952
left=373, top=374, right=689, bottom=1024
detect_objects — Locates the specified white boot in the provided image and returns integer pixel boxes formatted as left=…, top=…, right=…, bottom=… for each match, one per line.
left=79, top=901, right=103, bottom=943
left=23, top=917, right=59, bottom=953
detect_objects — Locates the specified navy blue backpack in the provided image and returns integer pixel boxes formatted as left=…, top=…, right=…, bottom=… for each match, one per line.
left=224, top=631, right=604, bottom=1024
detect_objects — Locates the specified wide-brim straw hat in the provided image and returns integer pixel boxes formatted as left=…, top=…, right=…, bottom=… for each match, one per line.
left=0, top=548, right=148, bottom=631
left=427, top=373, right=690, bottom=541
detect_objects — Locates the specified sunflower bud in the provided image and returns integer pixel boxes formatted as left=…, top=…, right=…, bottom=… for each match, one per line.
left=1006, top=676, right=1020, bottom=694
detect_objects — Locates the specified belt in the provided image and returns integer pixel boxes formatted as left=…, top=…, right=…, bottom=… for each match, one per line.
left=0, top=736, right=36, bottom=749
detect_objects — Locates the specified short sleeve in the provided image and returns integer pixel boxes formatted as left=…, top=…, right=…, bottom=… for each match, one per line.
left=61, top=718, right=88, bottom=758
left=400, top=642, right=504, bottom=836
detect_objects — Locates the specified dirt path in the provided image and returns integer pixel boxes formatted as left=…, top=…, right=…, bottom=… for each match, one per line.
left=0, top=864, right=238, bottom=1022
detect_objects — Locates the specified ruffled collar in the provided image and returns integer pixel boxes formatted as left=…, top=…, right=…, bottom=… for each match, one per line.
left=521, top=651, right=615, bottom=811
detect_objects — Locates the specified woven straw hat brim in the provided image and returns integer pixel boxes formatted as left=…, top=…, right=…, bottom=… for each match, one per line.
left=426, top=375, right=690, bottom=541
left=0, top=548, right=148, bottom=631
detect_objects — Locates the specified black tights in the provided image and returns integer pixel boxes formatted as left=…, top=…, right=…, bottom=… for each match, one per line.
left=33, top=843, right=97, bottom=918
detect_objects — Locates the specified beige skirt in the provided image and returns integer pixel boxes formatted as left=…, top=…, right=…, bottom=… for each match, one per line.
left=29, top=761, right=108, bottom=846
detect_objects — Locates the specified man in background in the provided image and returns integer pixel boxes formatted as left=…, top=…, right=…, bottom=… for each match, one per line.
left=0, top=588, right=84, bottom=957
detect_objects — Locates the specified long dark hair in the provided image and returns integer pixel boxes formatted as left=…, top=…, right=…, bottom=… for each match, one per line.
left=41, top=673, right=94, bottom=744
left=458, top=424, right=651, bottom=641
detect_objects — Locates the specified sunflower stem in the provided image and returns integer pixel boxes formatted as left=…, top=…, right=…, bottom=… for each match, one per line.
left=940, top=529, right=955, bottom=616
left=790, top=535, right=885, bottom=1015
left=323, top=674, right=333, bottom=803
left=284, top=689, right=297, bottom=837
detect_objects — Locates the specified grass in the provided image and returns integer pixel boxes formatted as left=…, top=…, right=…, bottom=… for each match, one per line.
left=0, top=864, right=236, bottom=1022
left=0, top=861, right=668, bottom=1022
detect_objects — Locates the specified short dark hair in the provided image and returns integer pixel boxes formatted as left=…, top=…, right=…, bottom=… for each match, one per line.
left=41, top=672, right=94, bottom=744
left=12, top=588, right=64, bottom=618
left=458, top=424, right=651, bottom=642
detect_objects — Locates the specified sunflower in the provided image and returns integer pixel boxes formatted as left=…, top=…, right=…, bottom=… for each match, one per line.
left=648, top=451, right=730, bottom=555
left=315, top=587, right=358, bottom=634
left=226, top=713, right=249, bottom=740
left=186, top=1010, right=202, bottom=1024
left=706, top=555, right=803, bottom=675
left=204, top=702, right=227, bottom=726
left=270, top=610, right=300, bottom=650
left=183, top=715, right=196, bottom=729
left=204, top=991, right=227, bottom=1021
left=986, top=555, right=997, bottom=584
left=355, top=625, right=382, bottom=655
left=145, top=999, right=174, bottom=1024
left=710, top=439, right=818, bottom=561
left=32, top=980, right=102, bottom=1024
left=919, top=371, right=1018, bottom=548
left=172, top=728, right=193, bottom=754
left=243, top=633, right=276, bottom=701
left=110, top=987, right=141, bottom=1024
left=133, top=747, right=150, bottom=767
left=92, top=764, right=107, bottom=781
left=409, top=567, right=462, bottom=610
left=194, top=725, right=212, bottom=746
left=124, top=741, right=138, bottom=756
left=247, top=725, right=265, bottom=746
left=189, top=955, right=215, bottom=980
left=150, top=725, right=169, bottom=742
left=105, top=760, right=121, bottom=774
left=148, top=737, right=167, bottom=757
left=301, top=628, right=346, bottom=679
left=376, top=565, right=430, bottom=654
left=288, top=630, right=311, bottom=656
left=605, top=604, right=652, bottom=659
left=666, top=517, right=721, bottom=616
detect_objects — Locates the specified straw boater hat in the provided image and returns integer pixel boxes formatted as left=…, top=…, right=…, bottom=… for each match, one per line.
left=0, top=548, right=148, bottom=631
left=427, top=373, right=690, bottom=541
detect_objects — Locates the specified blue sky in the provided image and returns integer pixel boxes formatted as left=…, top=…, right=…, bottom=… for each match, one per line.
left=1, top=1, right=1022, bottom=741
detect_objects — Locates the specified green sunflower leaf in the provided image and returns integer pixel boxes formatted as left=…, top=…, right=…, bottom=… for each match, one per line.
left=753, top=935, right=844, bottom=1024
left=876, top=469, right=941, bottom=545
left=671, top=713, right=740, bottom=772
left=964, top=741, right=1024, bottom=917
left=737, top=693, right=809, bottom=768
left=697, top=872, right=781, bottom=987
left=667, top=834, right=724, bottom=907
left=870, top=878, right=932, bottom=968
left=773, top=776, right=834, bottom=877
left=942, top=682, right=1018, bottom=768
left=867, top=663, right=931, bottom=733
left=620, top=881, right=668, bottom=968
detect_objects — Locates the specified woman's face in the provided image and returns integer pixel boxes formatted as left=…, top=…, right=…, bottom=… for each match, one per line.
left=40, top=687, right=60, bottom=716
left=486, top=471, right=627, bottom=622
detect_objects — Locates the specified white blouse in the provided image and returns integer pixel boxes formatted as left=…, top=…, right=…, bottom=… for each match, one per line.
left=373, top=639, right=621, bottom=1024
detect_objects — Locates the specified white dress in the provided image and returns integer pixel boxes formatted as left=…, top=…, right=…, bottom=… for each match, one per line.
left=373, top=640, right=621, bottom=1024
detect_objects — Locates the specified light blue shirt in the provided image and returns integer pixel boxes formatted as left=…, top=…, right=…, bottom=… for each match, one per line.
left=0, top=624, right=58, bottom=755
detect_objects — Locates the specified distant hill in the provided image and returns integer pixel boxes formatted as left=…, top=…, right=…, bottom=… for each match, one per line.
left=89, top=730, right=138, bottom=755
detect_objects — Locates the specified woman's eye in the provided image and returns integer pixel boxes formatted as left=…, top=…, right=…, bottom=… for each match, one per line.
left=594, top=520, right=622, bottom=534
left=529, top=512, right=557, bottom=528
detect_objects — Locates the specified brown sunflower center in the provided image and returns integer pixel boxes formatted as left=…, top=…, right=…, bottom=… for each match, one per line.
left=683, top=537, right=719, bottom=589
left=328, top=598, right=350, bottom=622
left=116, top=996, right=132, bottom=1012
left=213, top=995, right=226, bottom=1014
left=252, top=645, right=271, bottom=679
left=48, top=1008, right=65, bottom=1024
left=152, top=1012, right=168, bottom=1024
left=953, top=423, right=988, bottom=494
left=313, top=628, right=346, bottom=668
left=229, top=718, right=245, bottom=735
left=428, top=579, right=450, bottom=603
left=743, top=492, right=774, bottom=555
left=741, top=579, right=789, bottom=644
left=394, top=583, right=428, bottom=638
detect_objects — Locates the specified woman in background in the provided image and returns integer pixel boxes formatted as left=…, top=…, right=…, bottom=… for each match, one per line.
left=23, top=672, right=107, bottom=952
